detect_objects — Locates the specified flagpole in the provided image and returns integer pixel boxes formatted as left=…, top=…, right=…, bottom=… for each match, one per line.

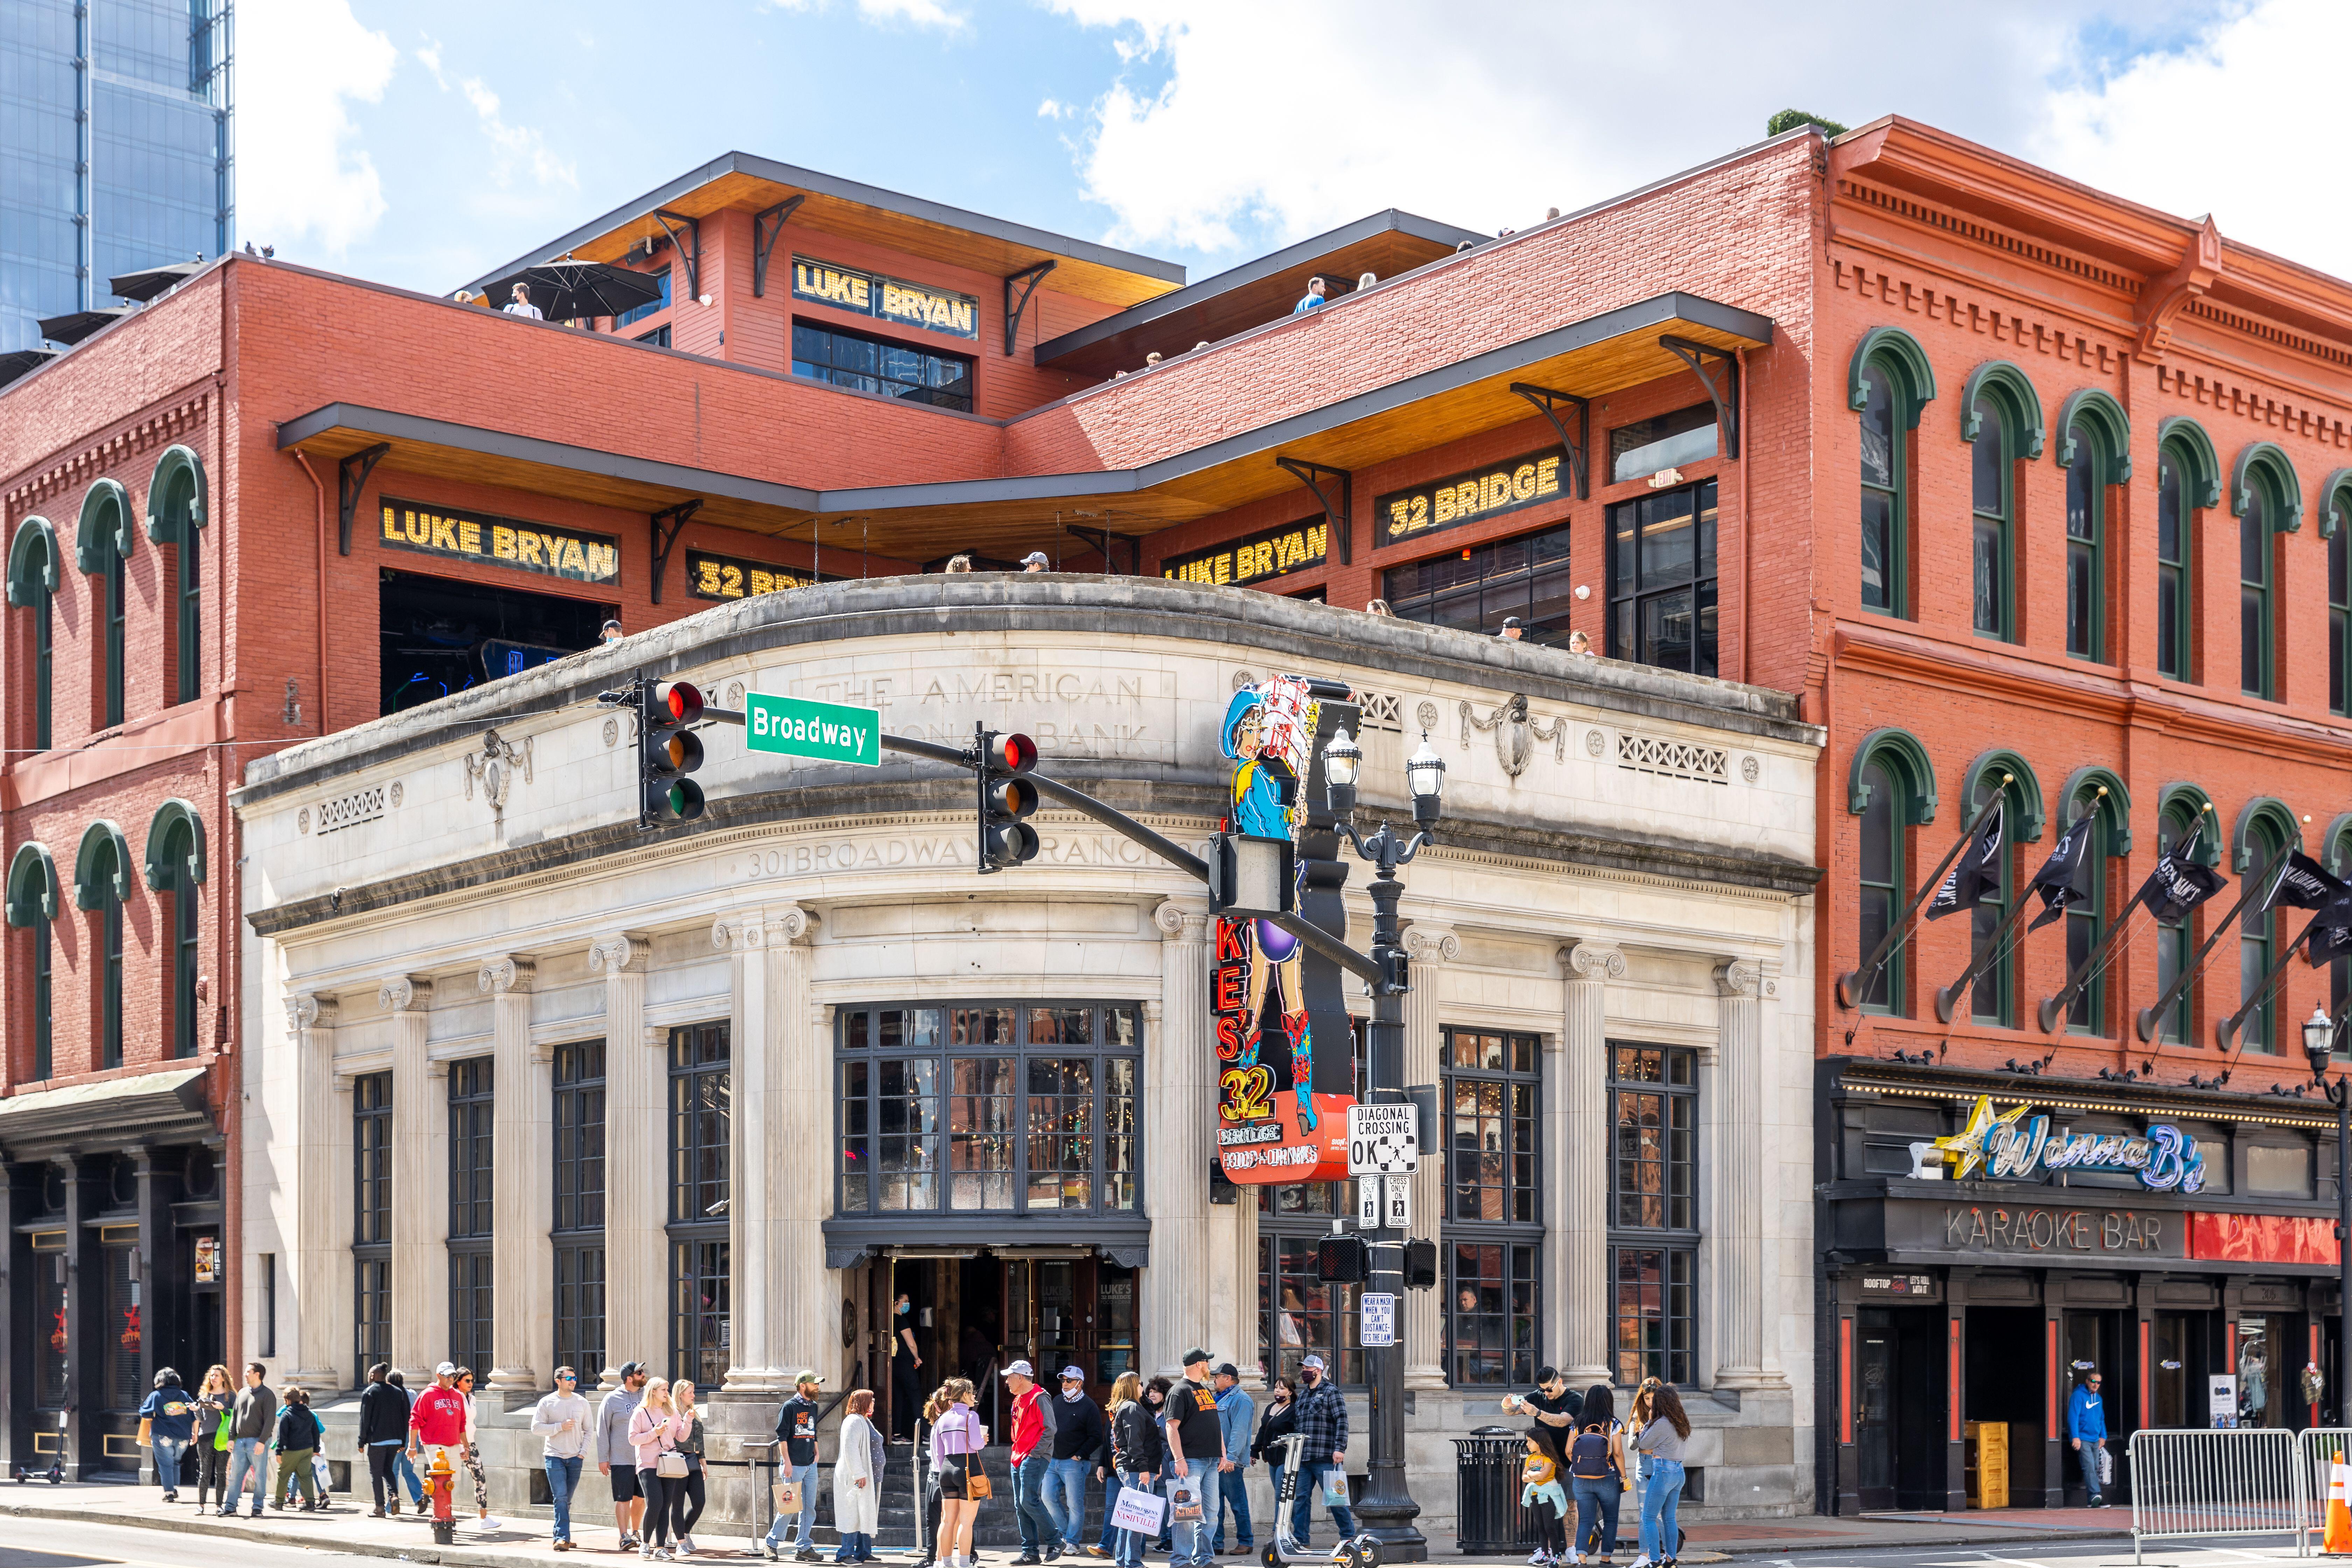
left=2215, top=910, right=2327, bottom=1050
left=1836, top=780, right=2011, bottom=1010
left=1934, top=891, right=2040, bottom=1024
left=2030, top=785, right=2123, bottom=1033
left=2135, top=855, right=2289, bottom=1042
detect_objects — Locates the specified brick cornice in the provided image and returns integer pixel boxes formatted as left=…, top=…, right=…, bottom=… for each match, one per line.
left=3, top=383, right=214, bottom=516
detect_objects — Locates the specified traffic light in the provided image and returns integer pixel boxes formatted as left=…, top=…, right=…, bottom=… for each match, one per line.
left=977, top=728, right=1040, bottom=872
left=1315, top=1234, right=1369, bottom=1283
left=1404, top=1238, right=1438, bottom=1290
left=641, top=679, right=707, bottom=824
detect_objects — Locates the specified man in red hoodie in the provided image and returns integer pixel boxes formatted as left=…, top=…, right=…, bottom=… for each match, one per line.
left=407, top=1361, right=471, bottom=1484
left=1001, top=1359, right=1062, bottom=1564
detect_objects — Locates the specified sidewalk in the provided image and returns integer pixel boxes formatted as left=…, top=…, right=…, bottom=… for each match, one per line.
left=1, top=1484, right=2135, bottom=1563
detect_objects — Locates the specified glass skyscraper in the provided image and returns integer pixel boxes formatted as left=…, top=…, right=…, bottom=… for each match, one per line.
left=1, top=0, right=233, bottom=353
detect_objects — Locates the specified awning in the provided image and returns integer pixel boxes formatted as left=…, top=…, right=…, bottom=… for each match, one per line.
left=821, top=1215, right=1149, bottom=1270
left=0, top=1066, right=213, bottom=1162
left=38, top=307, right=131, bottom=346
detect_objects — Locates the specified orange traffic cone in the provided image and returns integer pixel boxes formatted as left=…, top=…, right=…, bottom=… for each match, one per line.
left=2324, top=1454, right=2352, bottom=1555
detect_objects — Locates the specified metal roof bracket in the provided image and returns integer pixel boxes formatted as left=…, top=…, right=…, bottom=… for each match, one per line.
left=649, top=499, right=704, bottom=605
left=752, top=196, right=805, bottom=299
left=1658, top=335, right=1740, bottom=460
left=337, top=442, right=390, bottom=556
left=1275, top=457, right=1352, bottom=567
left=1005, top=260, right=1057, bottom=356
left=653, top=209, right=703, bottom=302
left=1506, top=383, right=1591, bottom=500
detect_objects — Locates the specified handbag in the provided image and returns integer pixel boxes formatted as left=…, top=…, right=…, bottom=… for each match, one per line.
left=952, top=1418, right=991, bottom=1500
left=313, top=1453, right=333, bottom=1493
left=658, top=1452, right=688, bottom=1479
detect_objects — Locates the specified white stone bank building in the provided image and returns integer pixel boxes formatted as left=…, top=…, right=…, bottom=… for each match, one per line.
left=234, top=576, right=1822, bottom=1533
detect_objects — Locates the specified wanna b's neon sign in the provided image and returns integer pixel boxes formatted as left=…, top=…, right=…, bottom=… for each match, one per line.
left=1930, top=1094, right=2207, bottom=1193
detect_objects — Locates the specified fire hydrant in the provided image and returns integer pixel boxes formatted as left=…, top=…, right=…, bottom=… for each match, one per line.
left=426, top=1449, right=457, bottom=1546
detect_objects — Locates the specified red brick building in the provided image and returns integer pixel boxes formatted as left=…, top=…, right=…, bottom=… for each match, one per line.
left=11, top=121, right=2352, bottom=1511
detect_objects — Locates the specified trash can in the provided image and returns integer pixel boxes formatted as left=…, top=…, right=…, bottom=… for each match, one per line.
left=1454, top=1427, right=1537, bottom=1556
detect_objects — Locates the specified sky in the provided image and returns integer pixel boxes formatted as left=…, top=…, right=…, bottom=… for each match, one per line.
left=236, top=0, right=2352, bottom=295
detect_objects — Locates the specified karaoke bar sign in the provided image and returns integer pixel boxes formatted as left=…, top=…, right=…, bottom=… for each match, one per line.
left=1926, top=1094, right=2207, bottom=1193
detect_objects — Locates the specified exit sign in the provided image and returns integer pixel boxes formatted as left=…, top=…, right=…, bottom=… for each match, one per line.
left=743, top=692, right=881, bottom=767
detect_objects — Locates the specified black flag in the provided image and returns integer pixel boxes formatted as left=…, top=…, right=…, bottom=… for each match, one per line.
left=2266, top=849, right=2349, bottom=913
left=2026, top=815, right=2096, bottom=931
left=2306, top=891, right=2352, bottom=967
left=1926, top=800, right=2004, bottom=921
left=2134, top=822, right=2227, bottom=924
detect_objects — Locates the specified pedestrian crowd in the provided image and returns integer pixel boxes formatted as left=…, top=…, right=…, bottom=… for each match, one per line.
left=1500, top=1367, right=1689, bottom=1568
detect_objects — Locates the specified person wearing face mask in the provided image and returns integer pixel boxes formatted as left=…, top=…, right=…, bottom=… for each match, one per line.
left=892, top=1294, right=923, bottom=1441
left=1045, top=1366, right=1108, bottom=1559
left=1287, top=1356, right=1354, bottom=1550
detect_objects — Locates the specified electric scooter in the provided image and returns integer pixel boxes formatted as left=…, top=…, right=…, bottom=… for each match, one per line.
left=1261, top=1433, right=1380, bottom=1568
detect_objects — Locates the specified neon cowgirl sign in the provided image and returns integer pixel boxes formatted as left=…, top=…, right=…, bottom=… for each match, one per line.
left=1928, top=1094, right=2207, bottom=1193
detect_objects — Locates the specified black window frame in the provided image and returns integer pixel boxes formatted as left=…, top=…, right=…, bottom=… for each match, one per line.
left=1381, top=520, right=1573, bottom=645
left=668, top=1021, right=731, bottom=1385
left=447, top=1056, right=495, bottom=1374
left=834, top=1001, right=1143, bottom=1218
left=2159, top=447, right=2194, bottom=684
left=353, top=1070, right=392, bottom=1374
left=1608, top=1042, right=1698, bottom=1387
left=791, top=319, right=974, bottom=413
left=1606, top=478, right=1719, bottom=677
left=554, top=1039, right=606, bottom=1380
left=1440, top=1026, right=1541, bottom=1388
left=1259, top=1019, right=1371, bottom=1388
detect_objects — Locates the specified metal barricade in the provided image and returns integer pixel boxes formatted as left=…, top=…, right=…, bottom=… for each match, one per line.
left=2295, top=1428, right=2352, bottom=1555
left=2128, top=1428, right=2302, bottom=1563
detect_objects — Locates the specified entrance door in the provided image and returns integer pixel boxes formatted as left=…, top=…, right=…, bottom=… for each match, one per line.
left=1856, top=1307, right=1945, bottom=1512
left=2063, top=1310, right=2134, bottom=1501
left=2235, top=1313, right=2299, bottom=1429
left=2151, top=1312, right=2207, bottom=1428
left=1964, top=1307, right=2045, bottom=1507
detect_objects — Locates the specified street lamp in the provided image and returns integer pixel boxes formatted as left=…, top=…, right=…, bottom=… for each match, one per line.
left=2306, top=1002, right=2351, bottom=1427
left=1322, top=728, right=1445, bottom=1562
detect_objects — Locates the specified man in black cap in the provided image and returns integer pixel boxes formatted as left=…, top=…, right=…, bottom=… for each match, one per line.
left=598, top=1362, right=650, bottom=1550
left=1499, top=617, right=1525, bottom=641
left=1210, top=1363, right=1254, bottom=1556
left=1162, top=1350, right=1223, bottom=1568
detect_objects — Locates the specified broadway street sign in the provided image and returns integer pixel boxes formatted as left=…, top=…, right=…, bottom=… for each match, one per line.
left=744, top=693, right=881, bottom=767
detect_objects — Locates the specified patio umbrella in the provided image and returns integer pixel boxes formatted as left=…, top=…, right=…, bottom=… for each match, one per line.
left=110, top=260, right=206, bottom=303
left=0, top=348, right=59, bottom=390
left=38, top=307, right=131, bottom=346
left=479, top=257, right=666, bottom=323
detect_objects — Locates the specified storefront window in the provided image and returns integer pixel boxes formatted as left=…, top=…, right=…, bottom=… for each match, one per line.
left=792, top=321, right=974, bottom=412
left=1606, top=481, right=1717, bottom=676
left=671, top=1236, right=730, bottom=1388
left=554, top=1040, right=606, bottom=1380
left=1441, top=1027, right=1540, bottom=1386
left=447, top=1057, right=495, bottom=1374
left=35, top=1232, right=69, bottom=1407
left=668, top=1023, right=730, bottom=1384
left=105, top=1235, right=140, bottom=1410
left=1382, top=522, right=1572, bottom=643
left=835, top=1003, right=1142, bottom=1216
left=1609, top=1044, right=1696, bottom=1386
left=354, top=1070, right=392, bottom=1373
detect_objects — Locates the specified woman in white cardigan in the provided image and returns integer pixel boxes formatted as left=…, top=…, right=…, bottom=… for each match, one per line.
left=833, top=1390, right=883, bottom=1563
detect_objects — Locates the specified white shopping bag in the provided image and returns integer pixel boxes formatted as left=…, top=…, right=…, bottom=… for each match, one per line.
left=1110, top=1485, right=1169, bottom=1535
left=2098, top=1445, right=2113, bottom=1486
left=313, top=1454, right=332, bottom=1496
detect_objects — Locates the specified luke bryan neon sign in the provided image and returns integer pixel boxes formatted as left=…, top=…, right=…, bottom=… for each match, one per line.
left=1930, top=1094, right=2207, bottom=1193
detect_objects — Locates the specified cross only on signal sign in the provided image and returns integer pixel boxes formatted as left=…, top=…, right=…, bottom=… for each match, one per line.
left=1348, top=1102, right=1418, bottom=1175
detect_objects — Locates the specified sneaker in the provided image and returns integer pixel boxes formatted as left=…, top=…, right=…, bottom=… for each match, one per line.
left=1016, top=1556, right=1043, bottom=1565
left=679, top=1537, right=697, bottom=1555
left=760, top=1544, right=778, bottom=1561
left=798, top=1552, right=825, bottom=1563
left=656, top=1551, right=675, bottom=1562
left=641, top=1548, right=655, bottom=1561
left=1530, top=1553, right=1551, bottom=1566
left=481, top=1517, right=506, bottom=1531
left=1048, top=1550, right=1065, bottom=1563
left=1087, top=1552, right=1114, bottom=1561
left=625, top=1535, right=642, bottom=1551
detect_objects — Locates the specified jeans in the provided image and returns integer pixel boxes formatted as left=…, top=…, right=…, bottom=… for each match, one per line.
left=1288, top=1461, right=1354, bottom=1548
left=1571, top=1477, right=1622, bottom=1560
left=224, top=1437, right=268, bottom=1513
left=545, top=1454, right=583, bottom=1541
left=153, top=1435, right=188, bottom=1496
left=1113, top=1470, right=1152, bottom=1568
left=2077, top=1440, right=2106, bottom=1502
left=766, top=1461, right=819, bottom=1549
left=1045, top=1456, right=1093, bottom=1546
left=1098, top=1468, right=1121, bottom=1550
left=1213, top=1465, right=1253, bottom=1549
left=1638, top=1458, right=1683, bottom=1562
left=1166, top=1471, right=1213, bottom=1568
left=395, top=1447, right=424, bottom=1505
left=1015, top=1452, right=1061, bottom=1552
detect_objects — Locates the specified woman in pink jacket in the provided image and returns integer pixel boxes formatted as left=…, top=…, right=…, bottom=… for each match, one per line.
left=626, top=1379, right=690, bottom=1562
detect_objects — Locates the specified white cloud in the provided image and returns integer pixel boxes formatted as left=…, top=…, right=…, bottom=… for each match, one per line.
left=234, top=0, right=397, bottom=257
left=457, top=77, right=580, bottom=190
left=763, top=0, right=968, bottom=31
left=1041, top=1, right=2247, bottom=264
left=2036, top=0, right=2352, bottom=276
left=1038, top=98, right=1074, bottom=119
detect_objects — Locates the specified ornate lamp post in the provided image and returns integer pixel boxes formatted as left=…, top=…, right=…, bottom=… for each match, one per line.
left=1321, top=726, right=1444, bottom=1561
left=2305, top=1004, right=2351, bottom=1424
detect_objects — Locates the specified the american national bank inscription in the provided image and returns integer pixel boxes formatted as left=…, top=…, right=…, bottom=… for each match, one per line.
left=792, top=664, right=1176, bottom=763
left=736, top=829, right=1213, bottom=882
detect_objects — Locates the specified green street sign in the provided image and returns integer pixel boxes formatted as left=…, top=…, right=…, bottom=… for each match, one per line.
left=743, top=692, right=882, bottom=767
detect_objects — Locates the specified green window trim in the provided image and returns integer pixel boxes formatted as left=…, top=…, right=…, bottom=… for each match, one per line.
left=2156, top=436, right=2198, bottom=684
left=2231, top=796, right=2302, bottom=875
left=5, top=841, right=62, bottom=927
left=1848, top=327, right=1937, bottom=424
left=2319, top=469, right=2352, bottom=540
left=2232, top=441, right=2304, bottom=532
left=1850, top=328, right=1934, bottom=620
left=1847, top=727, right=1938, bottom=823
left=2062, top=778, right=2120, bottom=1035
left=2158, top=417, right=2225, bottom=508
left=72, top=820, right=132, bottom=910
left=74, top=479, right=135, bottom=575
left=1963, top=366, right=2039, bottom=644
left=143, top=798, right=208, bottom=891
left=1961, top=747, right=2045, bottom=842
left=2324, top=811, right=2352, bottom=878
left=5, top=515, right=59, bottom=606
left=2154, top=798, right=2206, bottom=1046
left=2156, top=784, right=2223, bottom=866
left=2056, top=390, right=2133, bottom=480
left=2236, top=460, right=2284, bottom=699
left=1960, top=361, right=2047, bottom=459
left=2060, top=412, right=2113, bottom=662
left=142, top=445, right=208, bottom=544
left=2059, top=766, right=2133, bottom=854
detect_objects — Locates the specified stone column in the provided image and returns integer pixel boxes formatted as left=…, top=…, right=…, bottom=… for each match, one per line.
left=1553, top=942, right=1620, bottom=1388
left=717, top=905, right=818, bottom=1393
left=484, top=955, right=548, bottom=1398
left=592, top=933, right=658, bottom=1388
left=384, top=975, right=445, bottom=1382
left=1401, top=924, right=1458, bottom=1391
left=1145, top=899, right=1214, bottom=1378
left=774, top=913, right=831, bottom=1379
left=285, top=993, right=342, bottom=1389
left=1712, top=959, right=1783, bottom=1389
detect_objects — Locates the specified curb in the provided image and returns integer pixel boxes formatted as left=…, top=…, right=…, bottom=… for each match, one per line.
left=1743, top=1526, right=2132, bottom=1557
left=0, top=1499, right=760, bottom=1566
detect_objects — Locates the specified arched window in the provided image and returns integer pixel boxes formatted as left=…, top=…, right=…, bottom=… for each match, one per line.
left=146, top=445, right=208, bottom=706
left=6, top=516, right=60, bottom=751
left=2058, top=391, right=2130, bottom=665
left=76, top=479, right=134, bottom=729
left=2233, top=797, right=2302, bottom=1054
left=1961, top=363, right=2043, bottom=644
left=2156, top=419, right=2220, bottom=685
left=1848, top=729, right=1938, bottom=1017
left=2154, top=787, right=2219, bottom=1045
left=2324, top=471, right=2352, bottom=715
left=5, top=842, right=61, bottom=1081
left=145, top=799, right=206, bottom=1060
left=2058, top=767, right=2131, bottom=1034
left=1849, top=328, right=1935, bottom=618
left=2232, top=443, right=2302, bottom=701
left=74, top=820, right=131, bottom=1071
left=1962, top=749, right=2045, bottom=1028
